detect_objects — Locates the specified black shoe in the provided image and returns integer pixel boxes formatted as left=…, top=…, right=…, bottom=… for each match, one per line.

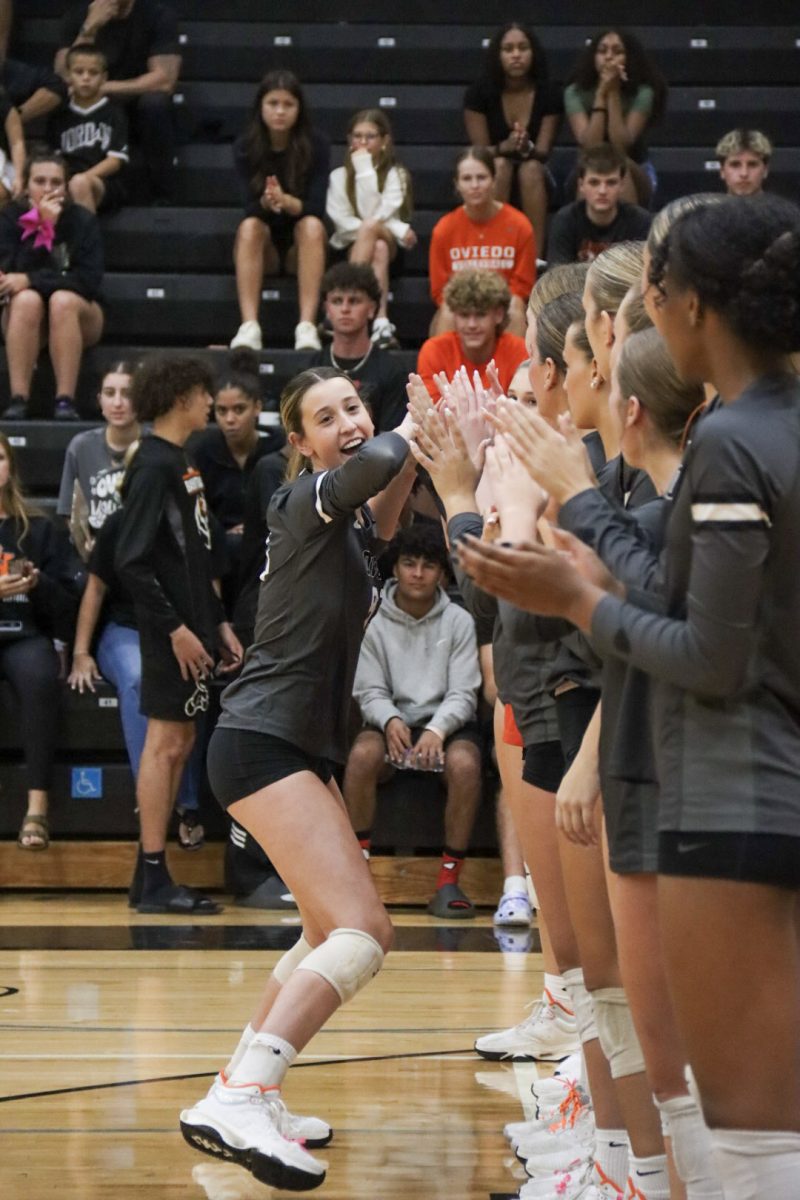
left=54, top=395, right=80, bottom=421
left=137, top=882, right=223, bottom=914
left=234, top=874, right=297, bottom=910
left=128, top=849, right=144, bottom=908
left=3, top=395, right=30, bottom=420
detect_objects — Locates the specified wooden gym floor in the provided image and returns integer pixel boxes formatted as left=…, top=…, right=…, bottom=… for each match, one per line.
left=0, top=893, right=550, bottom=1200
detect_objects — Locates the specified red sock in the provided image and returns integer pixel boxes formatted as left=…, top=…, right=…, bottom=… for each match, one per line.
left=356, top=831, right=371, bottom=858
left=435, top=849, right=465, bottom=891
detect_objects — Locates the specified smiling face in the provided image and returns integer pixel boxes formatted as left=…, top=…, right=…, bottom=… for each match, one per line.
left=260, top=88, right=300, bottom=137
left=453, top=306, right=503, bottom=362
left=99, top=371, right=135, bottom=430
left=455, top=156, right=495, bottom=210
left=290, top=376, right=375, bottom=472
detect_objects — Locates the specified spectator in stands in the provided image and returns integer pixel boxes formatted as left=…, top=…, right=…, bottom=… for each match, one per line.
left=429, top=147, right=534, bottom=338
left=564, top=29, right=667, bottom=207
left=3, top=63, right=64, bottom=126
left=230, top=70, right=329, bottom=354
left=344, top=524, right=482, bottom=918
left=117, top=356, right=242, bottom=914
left=0, top=150, right=104, bottom=422
left=192, top=348, right=285, bottom=608
left=417, top=269, right=527, bottom=398
left=47, top=45, right=129, bottom=214
left=716, top=127, right=772, bottom=197
left=547, top=143, right=651, bottom=264
left=0, top=432, right=76, bottom=851
left=310, top=262, right=409, bottom=431
left=507, top=357, right=536, bottom=408
left=57, top=361, right=141, bottom=550
left=463, top=22, right=562, bottom=251
left=0, top=83, right=24, bottom=206
left=56, top=0, right=181, bottom=204
left=68, top=502, right=207, bottom=852
left=327, top=108, right=415, bottom=350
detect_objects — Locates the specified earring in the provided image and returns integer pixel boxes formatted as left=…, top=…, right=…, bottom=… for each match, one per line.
left=590, top=378, right=599, bottom=390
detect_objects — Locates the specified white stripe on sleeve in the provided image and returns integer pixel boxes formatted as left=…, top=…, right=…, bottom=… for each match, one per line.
left=691, top=502, right=771, bottom=526
left=315, top=472, right=334, bottom=524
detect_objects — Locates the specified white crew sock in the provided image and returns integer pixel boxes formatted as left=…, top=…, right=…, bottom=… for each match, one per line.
left=227, top=1031, right=297, bottom=1090
left=593, top=1128, right=628, bottom=1193
left=224, top=1022, right=255, bottom=1077
left=503, top=873, right=527, bottom=897
left=712, top=1128, right=800, bottom=1199
left=656, top=1093, right=723, bottom=1198
left=628, top=1152, right=670, bottom=1199
left=524, top=866, right=538, bottom=908
left=543, top=972, right=571, bottom=1010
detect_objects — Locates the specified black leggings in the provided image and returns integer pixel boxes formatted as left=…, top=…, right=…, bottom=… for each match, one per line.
left=0, top=635, right=60, bottom=790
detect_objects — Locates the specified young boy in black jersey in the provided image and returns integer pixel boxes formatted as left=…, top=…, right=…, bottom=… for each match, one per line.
left=117, top=357, right=243, bottom=914
left=47, top=44, right=129, bottom=214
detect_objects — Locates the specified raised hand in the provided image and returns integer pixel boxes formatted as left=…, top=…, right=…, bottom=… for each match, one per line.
left=435, top=365, right=494, bottom=470
left=489, top=398, right=596, bottom=504
left=482, top=433, right=547, bottom=542
left=410, top=408, right=480, bottom=510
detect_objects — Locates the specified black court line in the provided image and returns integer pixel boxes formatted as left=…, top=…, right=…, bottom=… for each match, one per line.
left=0, top=925, right=538, bottom=953
left=0, top=986, right=19, bottom=998
left=0, top=1046, right=474, bottom=1105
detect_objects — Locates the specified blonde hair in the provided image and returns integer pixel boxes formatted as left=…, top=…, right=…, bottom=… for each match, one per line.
left=715, top=128, right=772, bottom=163
left=280, top=367, right=351, bottom=481
left=443, top=269, right=510, bottom=320
left=586, top=241, right=644, bottom=315
left=618, top=280, right=652, bottom=335
left=617, top=328, right=705, bottom=446
left=647, top=193, right=723, bottom=258
left=528, top=262, right=589, bottom=318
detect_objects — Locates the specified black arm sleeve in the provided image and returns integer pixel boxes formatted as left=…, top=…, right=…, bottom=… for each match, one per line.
left=559, top=488, right=663, bottom=593
left=302, top=131, right=331, bottom=220
left=447, top=511, right=498, bottom=629
left=115, top=466, right=182, bottom=636
left=27, top=208, right=104, bottom=300
left=281, top=432, right=408, bottom=535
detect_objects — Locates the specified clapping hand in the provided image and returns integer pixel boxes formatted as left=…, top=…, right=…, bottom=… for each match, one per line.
left=489, top=399, right=596, bottom=505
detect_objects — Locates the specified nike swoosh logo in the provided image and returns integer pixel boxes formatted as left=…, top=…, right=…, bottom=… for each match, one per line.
left=609, top=1141, right=627, bottom=1147
left=677, top=841, right=709, bottom=854
left=636, top=1169, right=665, bottom=1176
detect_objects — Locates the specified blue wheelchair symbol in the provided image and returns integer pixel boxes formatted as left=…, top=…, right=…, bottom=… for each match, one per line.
left=71, top=767, right=103, bottom=799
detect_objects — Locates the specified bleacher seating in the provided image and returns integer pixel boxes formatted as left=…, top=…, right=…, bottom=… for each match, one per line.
left=1, top=2, right=797, bottom=857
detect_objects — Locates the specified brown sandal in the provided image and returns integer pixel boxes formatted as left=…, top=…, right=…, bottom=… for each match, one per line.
left=17, top=813, right=49, bottom=851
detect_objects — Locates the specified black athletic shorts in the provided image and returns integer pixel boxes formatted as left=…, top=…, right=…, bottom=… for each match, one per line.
left=98, top=174, right=127, bottom=214
left=555, top=685, right=600, bottom=767
left=208, top=726, right=334, bottom=811
left=659, top=830, right=800, bottom=889
left=139, top=629, right=212, bottom=722
left=522, top=738, right=564, bottom=793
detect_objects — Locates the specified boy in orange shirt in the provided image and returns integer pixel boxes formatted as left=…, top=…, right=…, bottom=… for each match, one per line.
left=417, top=270, right=527, bottom=398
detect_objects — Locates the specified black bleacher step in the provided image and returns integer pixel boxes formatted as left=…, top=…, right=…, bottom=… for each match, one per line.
left=19, top=0, right=783, bottom=27
left=17, top=19, right=799, bottom=87
left=0, top=679, right=127, bottom=754
left=0, top=348, right=419, bottom=427
left=100, top=272, right=433, bottom=346
left=174, top=81, right=800, bottom=147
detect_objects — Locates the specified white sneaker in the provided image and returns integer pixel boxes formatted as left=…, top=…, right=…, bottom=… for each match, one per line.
left=518, top=1159, right=597, bottom=1197
left=525, top=1146, right=592, bottom=1180
left=494, top=889, right=533, bottom=926
left=475, top=993, right=580, bottom=1062
left=511, top=1081, right=592, bottom=1150
left=230, top=320, right=262, bottom=350
left=180, top=1076, right=327, bottom=1191
left=217, top=1071, right=331, bottom=1147
left=515, top=1102, right=594, bottom=1162
left=370, top=316, right=398, bottom=348
left=294, top=320, right=321, bottom=350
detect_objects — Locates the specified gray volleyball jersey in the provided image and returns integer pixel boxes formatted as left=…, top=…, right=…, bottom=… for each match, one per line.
left=219, top=433, right=408, bottom=763
left=591, top=373, right=800, bottom=836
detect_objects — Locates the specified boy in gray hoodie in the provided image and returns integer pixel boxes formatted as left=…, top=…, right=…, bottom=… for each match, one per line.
left=344, top=524, right=483, bottom=917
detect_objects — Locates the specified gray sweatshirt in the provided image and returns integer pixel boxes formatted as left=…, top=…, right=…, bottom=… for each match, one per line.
left=353, top=578, right=481, bottom=739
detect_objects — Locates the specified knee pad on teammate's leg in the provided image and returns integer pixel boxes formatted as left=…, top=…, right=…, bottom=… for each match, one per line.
left=712, top=1128, right=800, bottom=1198
left=561, top=967, right=598, bottom=1044
left=272, top=934, right=313, bottom=985
left=295, top=928, right=384, bottom=1003
left=592, top=986, right=646, bottom=1078
left=656, top=1093, right=723, bottom=1196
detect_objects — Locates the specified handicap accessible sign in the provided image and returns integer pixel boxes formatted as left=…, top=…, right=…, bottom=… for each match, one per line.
left=71, top=767, right=103, bottom=799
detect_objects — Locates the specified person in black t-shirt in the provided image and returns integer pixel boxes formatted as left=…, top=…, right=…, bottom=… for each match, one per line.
left=547, top=143, right=651, bottom=265
left=230, top=70, right=330, bottom=353
left=0, top=150, right=104, bottom=421
left=463, top=22, right=562, bottom=250
left=1, top=58, right=66, bottom=125
left=55, top=0, right=181, bottom=204
left=310, top=262, right=408, bottom=432
left=48, top=45, right=129, bottom=214
left=116, top=357, right=243, bottom=915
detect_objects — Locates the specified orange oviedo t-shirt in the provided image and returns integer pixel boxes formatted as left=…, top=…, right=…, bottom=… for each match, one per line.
left=416, top=330, right=528, bottom=398
left=429, top=203, right=537, bottom=305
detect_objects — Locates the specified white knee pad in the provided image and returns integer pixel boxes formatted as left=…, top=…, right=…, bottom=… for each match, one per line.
left=561, top=967, right=598, bottom=1044
left=656, top=1093, right=722, bottom=1195
left=272, top=933, right=313, bottom=985
left=296, top=927, right=384, bottom=1003
left=592, top=986, right=646, bottom=1079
